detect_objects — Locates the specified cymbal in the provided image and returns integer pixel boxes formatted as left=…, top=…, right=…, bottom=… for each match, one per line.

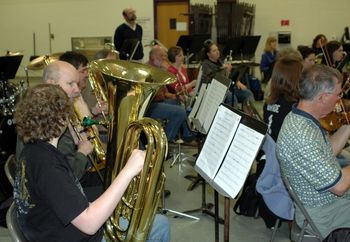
left=6, top=50, right=24, bottom=56
left=27, top=52, right=63, bottom=70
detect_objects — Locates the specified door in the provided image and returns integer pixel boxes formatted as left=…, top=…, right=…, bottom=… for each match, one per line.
left=155, top=1, right=189, bottom=49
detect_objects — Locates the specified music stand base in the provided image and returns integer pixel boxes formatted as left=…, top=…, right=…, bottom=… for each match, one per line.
left=161, top=208, right=200, bottom=221
left=181, top=204, right=224, bottom=224
left=184, top=175, right=203, bottom=190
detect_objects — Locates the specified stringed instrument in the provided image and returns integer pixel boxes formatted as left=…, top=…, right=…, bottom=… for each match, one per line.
left=320, top=101, right=350, bottom=133
left=319, top=42, right=350, bottom=133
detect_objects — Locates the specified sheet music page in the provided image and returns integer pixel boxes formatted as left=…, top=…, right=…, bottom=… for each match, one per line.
left=202, top=79, right=228, bottom=133
left=213, top=124, right=265, bottom=198
left=188, top=83, right=207, bottom=121
left=195, top=105, right=241, bottom=179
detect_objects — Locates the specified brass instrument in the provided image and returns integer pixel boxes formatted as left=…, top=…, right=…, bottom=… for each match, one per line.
left=89, top=59, right=175, bottom=242
left=87, top=67, right=109, bottom=123
left=70, top=97, right=106, bottom=179
left=104, top=43, right=120, bottom=60
left=174, top=76, right=193, bottom=110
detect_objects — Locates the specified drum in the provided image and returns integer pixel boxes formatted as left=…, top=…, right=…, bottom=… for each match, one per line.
left=0, top=115, right=16, bottom=162
left=0, top=82, right=22, bottom=117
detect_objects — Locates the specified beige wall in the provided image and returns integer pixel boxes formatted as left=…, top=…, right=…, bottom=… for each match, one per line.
left=1, top=0, right=350, bottom=76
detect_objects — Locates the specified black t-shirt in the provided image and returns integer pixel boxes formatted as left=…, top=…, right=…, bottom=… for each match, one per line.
left=14, top=140, right=102, bottom=242
left=263, top=99, right=295, bottom=141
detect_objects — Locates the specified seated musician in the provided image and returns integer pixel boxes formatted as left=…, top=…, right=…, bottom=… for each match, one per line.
left=276, top=64, right=350, bottom=240
left=13, top=84, right=170, bottom=242
left=297, top=45, right=316, bottom=70
left=59, top=51, right=108, bottom=117
left=200, top=39, right=254, bottom=108
left=166, top=46, right=197, bottom=107
left=15, top=61, right=99, bottom=199
left=263, top=54, right=303, bottom=141
left=312, top=34, right=328, bottom=56
left=320, top=40, right=346, bottom=69
left=146, top=45, right=196, bottom=144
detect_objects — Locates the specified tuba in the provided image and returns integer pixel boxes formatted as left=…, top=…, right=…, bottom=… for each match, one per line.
left=89, top=59, right=175, bottom=242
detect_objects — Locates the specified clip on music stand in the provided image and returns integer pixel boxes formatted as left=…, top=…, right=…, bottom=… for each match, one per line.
left=0, top=55, right=23, bottom=82
left=177, top=34, right=211, bottom=65
left=222, top=35, right=261, bottom=60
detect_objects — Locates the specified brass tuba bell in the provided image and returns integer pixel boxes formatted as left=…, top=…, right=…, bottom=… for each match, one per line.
left=89, top=59, right=175, bottom=241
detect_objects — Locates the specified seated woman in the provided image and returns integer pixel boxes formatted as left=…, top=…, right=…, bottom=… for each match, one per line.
left=297, top=45, right=316, bottom=70
left=13, top=84, right=169, bottom=241
left=263, top=54, right=302, bottom=141
left=312, top=33, right=328, bottom=56
left=200, top=40, right=254, bottom=109
left=166, top=46, right=197, bottom=109
left=321, top=40, right=346, bottom=70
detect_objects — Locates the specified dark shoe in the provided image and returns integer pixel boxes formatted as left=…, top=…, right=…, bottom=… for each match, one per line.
left=164, top=189, right=171, bottom=198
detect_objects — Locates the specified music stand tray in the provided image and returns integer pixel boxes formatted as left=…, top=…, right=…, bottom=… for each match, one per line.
left=0, top=55, right=23, bottom=82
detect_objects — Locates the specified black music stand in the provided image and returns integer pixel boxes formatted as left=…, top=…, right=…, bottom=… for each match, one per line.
left=177, top=34, right=211, bottom=64
left=222, top=35, right=261, bottom=60
left=0, top=55, right=23, bottom=83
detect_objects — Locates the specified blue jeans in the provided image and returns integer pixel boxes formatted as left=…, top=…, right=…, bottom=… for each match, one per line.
left=147, top=100, right=187, bottom=142
left=101, top=214, right=170, bottom=242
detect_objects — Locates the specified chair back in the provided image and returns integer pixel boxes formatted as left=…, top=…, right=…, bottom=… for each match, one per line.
left=6, top=202, right=28, bottom=242
left=4, top=154, right=16, bottom=186
left=282, top=175, right=324, bottom=241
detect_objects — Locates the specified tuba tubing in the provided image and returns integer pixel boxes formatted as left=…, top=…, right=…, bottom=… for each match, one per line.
left=90, top=59, right=176, bottom=242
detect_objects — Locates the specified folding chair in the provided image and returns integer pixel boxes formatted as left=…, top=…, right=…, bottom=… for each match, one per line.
left=282, top=176, right=324, bottom=242
left=4, top=154, right=16, bottom=187
left=6, top=202, right=28, bottom=242
left=257, top=135, right=322, bottom=242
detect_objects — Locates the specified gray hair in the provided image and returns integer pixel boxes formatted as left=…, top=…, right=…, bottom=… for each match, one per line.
left=299, top=64, right=342, bottom=100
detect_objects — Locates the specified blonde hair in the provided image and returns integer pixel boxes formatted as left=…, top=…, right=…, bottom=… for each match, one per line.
left=264, top=36, right=277, bottom=52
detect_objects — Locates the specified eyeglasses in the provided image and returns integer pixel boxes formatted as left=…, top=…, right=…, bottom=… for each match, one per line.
left=325, top=91, right=343, bottom=99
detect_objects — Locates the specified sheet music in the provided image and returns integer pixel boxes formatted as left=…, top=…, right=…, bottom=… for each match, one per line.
left=213, top=124, right=265, bottom=198
left=195, top=105, right=242, bottom=179
left=202, top=79, right=228, bottom=133
left=194, top=79, right=227, bottom=134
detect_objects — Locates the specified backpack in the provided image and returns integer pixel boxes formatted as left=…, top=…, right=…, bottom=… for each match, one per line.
left=233, top=174, right=259, bottom=217
left=244, top=74, right=264, bottom=101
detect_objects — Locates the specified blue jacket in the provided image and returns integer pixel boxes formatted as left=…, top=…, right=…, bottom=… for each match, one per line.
left=256, top=135, right=295, bottom=220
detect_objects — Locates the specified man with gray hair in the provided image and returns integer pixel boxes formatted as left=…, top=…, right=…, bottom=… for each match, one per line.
left=277, top=64, right=350, bottom=239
